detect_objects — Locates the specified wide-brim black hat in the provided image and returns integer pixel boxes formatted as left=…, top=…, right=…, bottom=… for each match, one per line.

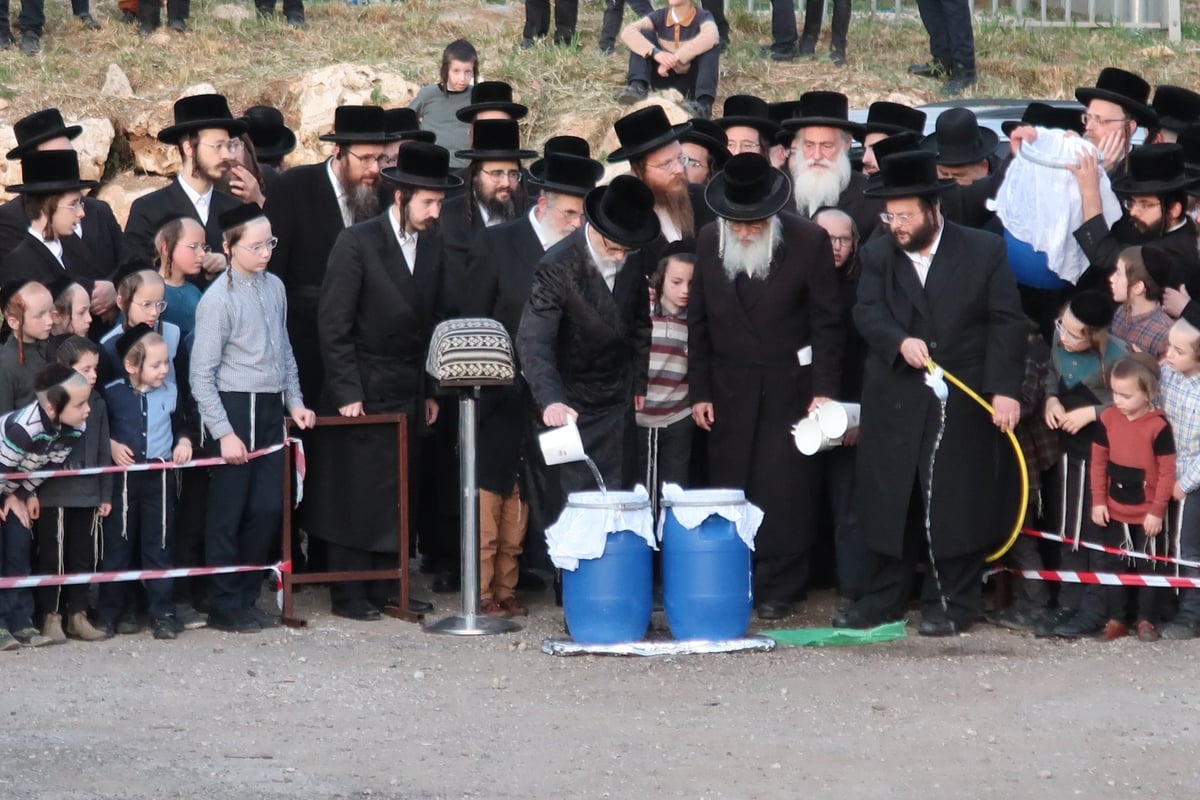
left=863, top=151, right=956, bottom=199
left=1001, top=102, right=1086, bottom=137
left=455, top=81, right=528, bottom=122
left=318, top=105, right=396, bottom=144
left=717, top=95, right=781, bottom=140
left=608, top=106, right=692, bottom=163
left=6, top=150, right=98, bottom=194
left=6, top=109, right=83, bottom=160
left=1075, top=67, right=1158, bottom=129
left=157, top=94, right=248, bottom=144
left=704, top=153, right=791, bottom=222
left=241, top=105, right=297, bottom=160
left=527, top=135, right=594, bottom=181
left=1179, top=125, right=1200, bottom=194
left=583, top=175, right=661, bottom=249
left=380, top=142, right=465, bottom=190
left=383, top=107, right=436, bottom=143
left=780, top=91, right=865, bottom=138
left=1152, top=85, right=1200, bottom=133
left=858, top=101, right=927, bottom=142
left=1110, top=143, right=1198, bottom=195
left=527, top=153, right=604, bottom=196
left=920, top=107, right=999, bottom=166
left=678, top=118, right=730, bottom=169
left=454, top=118, right=537, bottom=161
left=866, top=132, right=921, bottom=184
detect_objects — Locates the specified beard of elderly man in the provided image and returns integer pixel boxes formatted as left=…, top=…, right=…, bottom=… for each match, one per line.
left=789, top=126, right=853, bottom=218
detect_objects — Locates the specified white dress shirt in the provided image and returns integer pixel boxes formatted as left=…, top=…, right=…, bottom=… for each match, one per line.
left=584, top=225, right=619, bottom=291
left=27, top=226, right=65, bottom=267
left=177, top=176, right=214, bottom=225
left=326, top=159, right=354, bottom=228
left=389, top=207, right=418, bottom=274
left=528, top=206, right=555, bottom=252
left=903, top=215, right=944, bottom=287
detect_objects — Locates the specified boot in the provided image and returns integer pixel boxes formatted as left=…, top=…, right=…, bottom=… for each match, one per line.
left=941, top=63, right=977, bottom=97
left=137, top=0, right=159, bottom=35
left=41, top=612, right=67, bottom=644
left=67, top=611, right=108, bottom=641
left=829, top=0, right=849, bottom=66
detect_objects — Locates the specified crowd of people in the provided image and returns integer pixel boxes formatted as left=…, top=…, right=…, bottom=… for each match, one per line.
left=0, top=26, right=1199, bottom=650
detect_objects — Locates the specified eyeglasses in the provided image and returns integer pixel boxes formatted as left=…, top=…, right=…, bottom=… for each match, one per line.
left=1122, top=197, right=1161, bottom=212
left=727, top=140, right=762, bottom=154
left=552, top=206, right=584, bottom=222
left=600, top=234, right=638, bottom=257
left=798, top=140, right=843, bottom=156
left=1081, top=112, right=1130, bottom=127
left=177, top=242, right=212, bottom=254
left=827, top=235, right=854, bottom=248
left=479, top=168, right=522, bottom=183
left=132, top=300, right=168, bottom=313
left=680, top=155, right=704, bottom=169
left=57, top=200, right=85, bottom=213
left=199, top=139, right=244, bottom=155
left=879, top=211, right=920, bottom=226
left=1054, top=317, right=1087, bottom=342
left=346, top=151, right=387, bottom=168
left=647, top=154, right=686, bottom=173
left=237, top=237, right=279, bottom=255
left=378, top=154, right=398, bottom=168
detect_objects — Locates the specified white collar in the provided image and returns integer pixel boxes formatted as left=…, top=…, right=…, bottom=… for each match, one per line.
left=26, top=226, right=64, bottom=261
left=584, top=225, right=620, bottom=289
left=176, top=174, right=213, bottom=208
left=903, top=215, right=944, bottom=265
left=390, top=205, right=417, bottom=246
left=528, top=206, right=555, bottom=251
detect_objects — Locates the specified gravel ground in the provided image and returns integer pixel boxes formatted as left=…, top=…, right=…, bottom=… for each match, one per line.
left=2, top=579, right=1198, bottom=800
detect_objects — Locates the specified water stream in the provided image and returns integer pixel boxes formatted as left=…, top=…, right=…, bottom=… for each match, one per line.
left=583, top=455, right=608, bottom=496
left=924, top=397, right=951, bottom=617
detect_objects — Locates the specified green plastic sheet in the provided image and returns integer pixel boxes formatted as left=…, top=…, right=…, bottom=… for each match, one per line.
left=762, top=620, right=908, bottom=647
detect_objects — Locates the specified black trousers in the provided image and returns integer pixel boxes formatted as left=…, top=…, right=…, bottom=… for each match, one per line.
left=205, top=392, right=285, bottom=618
left=915, top=0, right=975, bottom=69
left=801, top=0, right=851, bottom=52
left=1082, top=521, right=1165, bottom=624
left=98, top=470, right=177, bottom=623
left=523, top=0, right=578, bottom=43
left=626, top=31, right=720, bottom=101
left=828, top=445, right=870, bottom=601
left=172, top=469, right=208, bottom=607
left=700, top=0, right=729, bottom=44
left=138, top=0, right=187, bottom=27
left=255, top=0, right=303, bottom=17
left=598, top=0, right=653, bottom=50
left=35, top=507, right=97, bottom=618
left=769, top=0, right=798, bottom=51
left=327, top=543, right=399, bottom=609
left=0, top=0, right=44, bottom=34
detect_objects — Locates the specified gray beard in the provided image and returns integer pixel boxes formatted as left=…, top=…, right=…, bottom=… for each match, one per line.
left=345, top=182, right=380, bottom=224
left=790, top=151, right=852, bottom=218
left=719, top=217, right=782, bottom=281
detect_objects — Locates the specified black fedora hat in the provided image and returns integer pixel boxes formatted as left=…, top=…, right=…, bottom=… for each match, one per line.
left=1075, top=67, right=1158, bottom=129
left=241, top=105, right=297, bottom=161
left=1110, top=143, right=1197, bottom=196
left=6, top=151, right=98, bottom=195
left=454, top=119, right=537, bottom=161
left=920, top=107, right=999, bottom=166
left=1152, top=85, right=1200, bottom=133
left=607, top=106, right=692, bottom=163
left=678, top=118, right=730, bottom=169
left=858, top=101, right=927, bottom=142
left=157, top=94, right=248, bottom=144
left=318, top=105, right=395, bottom=144
left=380, top=142, right=465, bottom=190
left=780, top=91, right=865, bottom=138
left=865, top=132, right=921, bottom=185
left=1178, top=125, right=1200, bottom=195
left=1001, top=102, right=1086, bottom=137
left=863, top=151, right=956, bottom=199
left=217, top=201, right=268, bottom=232
left=527, top=153, right=605, bottom=196
left=704, top=153, right=791, bottom=222
left=455, top=81, right=528, bottom=123
left=768, top=100, right=804, bottom=127
left=6, top=109, right=83, bottom=160
left=717, top=95, right=781, bottom=140
left=527, top=135, right=595, bottom=184
left=583, top=174, right=661, bottom=248
left=384, top=108, right=436, bottom=143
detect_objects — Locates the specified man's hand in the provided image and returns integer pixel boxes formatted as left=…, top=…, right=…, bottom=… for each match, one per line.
left=220, top=433, right=249, bottom=465
left=291, top=407, right=317, bottom=430
left=691, top=402, right=714, bottom=432
left=1095, top=129, right=1128, bottom=173
left=1164, top=285, right=1191, bottom=319
left=90, top=281, right=117, bottom=317
left=228, top=164, right=266, bottom=207
left=1008, top=124, right=1037, bottom=156
left=807, top=396, right=832, bottom=414
left=425, top=398, right=439, bottom=426
left=899, top=337, right=930, bottom=370
left=339, top=402, right=364, bottom=418
left=991, top=395, right=1021, bottom=433
left=543, top=403, right=578, bottom=427
left=201, top=252, right=227, bottom=276
left=1066, top=148, right=1101, bottom=194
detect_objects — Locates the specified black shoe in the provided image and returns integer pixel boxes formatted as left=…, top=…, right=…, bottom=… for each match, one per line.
left=797, top=34, right=817, bottom=57
left=831, top=606, right=882, bottom=629
left=598, top=44, right=615, bottom=55
left=116, top=611, right=142, bottom=635
left=908, top=60, right=949, bottom=79
left=76, top=13, right=101, bottom=29
left=519, top=37, right=537, bottom=49
left=830, top=49, right=847, bottom=67
left=1032, top=607, right=1076, bottom=637
left=760, top=44, right=796, bottom=62
left=95, top=618, right=116, bottom=638
left=1161, top=614, right=1200, bottom=640
left=1052, top=611, right=1106, bottom=639
left=431, top=572, right=460, bottom=594
left=0, top=28, right=11, bottom=48
left=246, top=606, right=281, bottom=628
left=152, top=617, right=178, bottom=640
left=120, top=9, right=137, bottom=23
left=331, top=602, right=382, bottom=621
left=166, top=17, right=185, bottom=32
left=941, top=64, right=977, bottom=97
left=684, top=97, right=713, bottom=121
left=755, top=601, right=793, bottom=621
left=517, top=569, right=547, bottom=592
left=370, top=595, right=433, bottom=614
left=285, top=12, right=304, bottom=27
left=985, top=605, right=1042, bottom=632
left=616, top=81, right=648, bottom=106
left=19, top=31, right=39, bottom=55
left=917, top=617, right=958, bottom=637
left=138, top=21, right=156, bottom=35
left=208, top=610, right=261, bottom=633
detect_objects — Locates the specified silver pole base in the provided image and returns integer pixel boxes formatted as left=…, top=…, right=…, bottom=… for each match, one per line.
left=424, top=613, right=522, bottom=636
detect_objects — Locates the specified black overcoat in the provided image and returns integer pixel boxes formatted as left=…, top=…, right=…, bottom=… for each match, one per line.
left=517, top=228, right=651, bottom=517
left=0, top=233, right=102, bottom=293
left=122, top=180, right=239, bottom=276
left=688, top=212, right=843, bottom=561
left=0, top=196, right=123, bottom=281
left=304, top=211, right=442, bottom=553
left=853, top=220, right=1027, bottom=559
left=440, top=190, right=531, bottom=316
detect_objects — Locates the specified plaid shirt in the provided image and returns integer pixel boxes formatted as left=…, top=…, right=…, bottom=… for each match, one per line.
left=1015, top=335, right=1060, bottom=493
left=1160, top=363, right=1200, bottom=493
left=1111, top=305, right=1171, bottom=359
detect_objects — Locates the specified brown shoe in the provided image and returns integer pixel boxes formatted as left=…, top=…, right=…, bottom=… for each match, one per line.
left=1136, top=620, right=1161, bottom=642
left=41, top=612, right=67, bottom=644
left=480, top=600, right=510, bottom=618
left=1103, top=619, right=1130, bottom=641
left=499, top=596, right=528, bottom=617
left=67, top=611, right=108, bottom=642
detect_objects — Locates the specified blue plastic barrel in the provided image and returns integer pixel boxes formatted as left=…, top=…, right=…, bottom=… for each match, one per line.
left=661, top=489, right=753, bottom=640
left=560, top=492, right=653, bottom=644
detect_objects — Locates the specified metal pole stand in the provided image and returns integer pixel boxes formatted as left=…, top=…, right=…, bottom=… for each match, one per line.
left=423, top=318, right=522, bottom=636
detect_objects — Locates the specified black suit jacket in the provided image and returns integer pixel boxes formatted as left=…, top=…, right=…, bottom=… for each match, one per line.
left=440, top=190, right=532, bottom=317
left=122, top=180, right=239, bottom=276
left=463, top=214, right=545, bottom=339
left=0, top=196, right=123, bottom=281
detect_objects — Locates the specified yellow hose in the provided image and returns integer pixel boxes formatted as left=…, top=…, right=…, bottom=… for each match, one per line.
left=926, top=359, right=1029, bottom=562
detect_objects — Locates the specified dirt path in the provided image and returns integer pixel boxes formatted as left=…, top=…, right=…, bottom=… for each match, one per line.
left=2, top=584, right=1197, bottom=799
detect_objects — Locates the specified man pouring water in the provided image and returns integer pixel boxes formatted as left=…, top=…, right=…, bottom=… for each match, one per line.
left=517, top=176, right=658, bottom=523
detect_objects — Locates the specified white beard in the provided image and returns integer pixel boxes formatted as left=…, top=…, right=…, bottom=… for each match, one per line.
left=719, top=217, right=782, bottom=281
left=790, top=151, right=852, bottom=218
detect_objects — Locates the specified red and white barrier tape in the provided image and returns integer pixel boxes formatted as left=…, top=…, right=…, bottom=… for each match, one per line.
left=0, top=559, right=292, bottom=590
left=1001, top=568, right=1200, bottom=589
left=1021, top=527, right=1200, bottom=569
